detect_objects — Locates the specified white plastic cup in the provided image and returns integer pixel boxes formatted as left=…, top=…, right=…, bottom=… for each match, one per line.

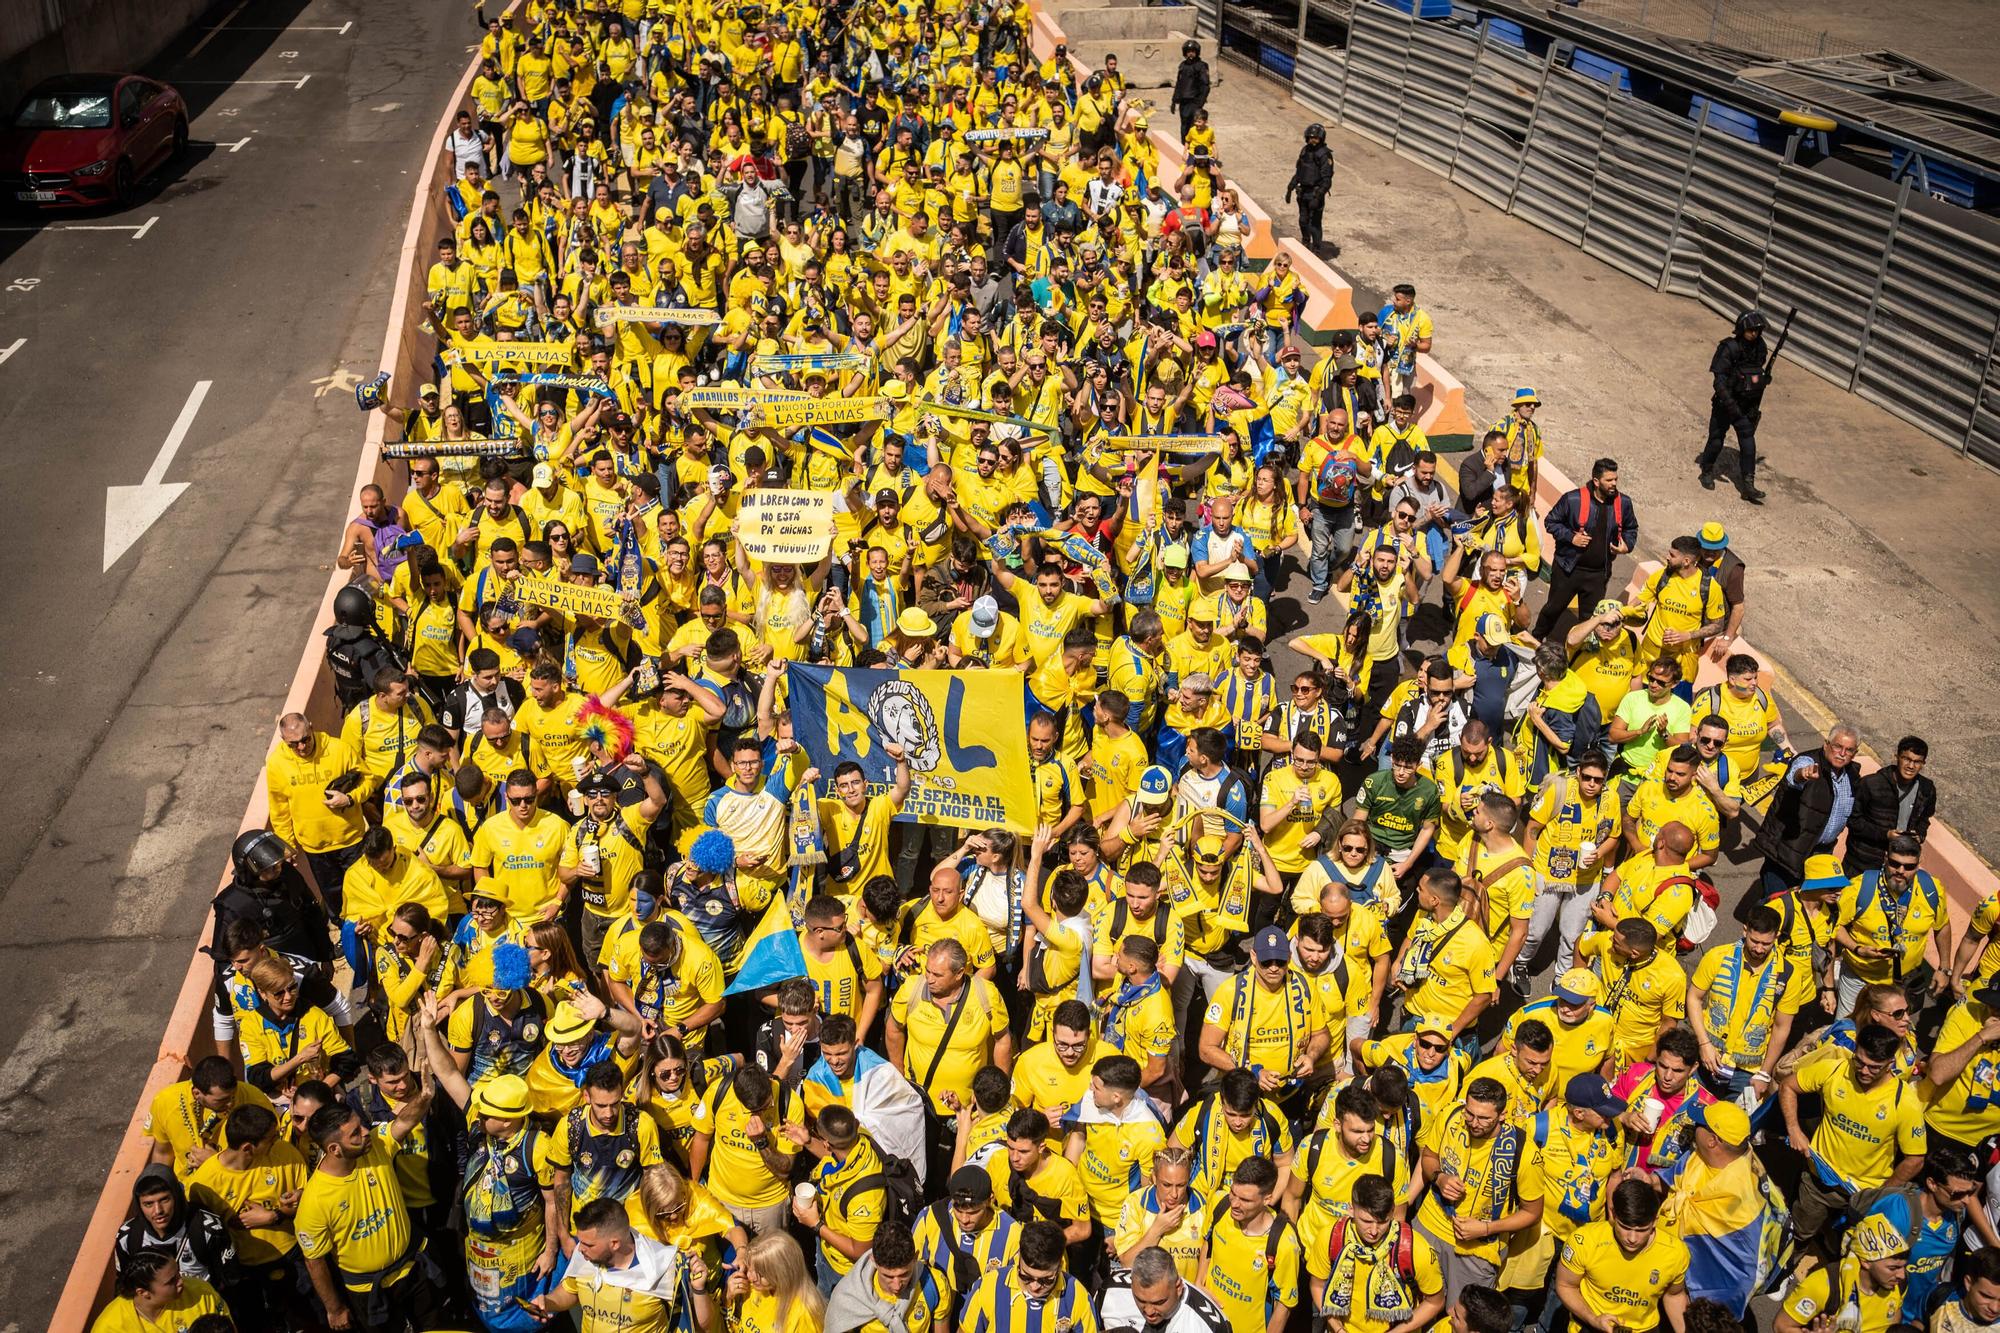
left=1639, top=1096, right=1665, bottom=1132
left=794, top=1182, right=818, bottom=1205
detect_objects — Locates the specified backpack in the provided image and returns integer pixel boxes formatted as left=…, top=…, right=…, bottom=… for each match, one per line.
left=1851, top=868, right=1942, bottom=923
left=1572, top=489, right=1628, bottom=542
left=1657, top=873, right=1722, bottom=953
left=1303, top=1129, right=1399, bottom=1211
left=785, top=120, right=812, bottom=159
left=361, top=514, right=415, bottom=577
left=1323, top=1215, right=1414, bottom=1296
left=1313, top=447, right=1359, bottom=507
left=847, top=1154, right=923, bottom=1234
left=1209, top=1198, right=1295, bottom=1274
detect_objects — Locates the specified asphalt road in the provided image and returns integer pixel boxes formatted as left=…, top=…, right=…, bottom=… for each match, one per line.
left=0, top=0, right=470, bottom=1323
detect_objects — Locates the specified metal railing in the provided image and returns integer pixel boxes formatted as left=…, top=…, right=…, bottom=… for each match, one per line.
left=1566, top=0, right=1852, bottom=61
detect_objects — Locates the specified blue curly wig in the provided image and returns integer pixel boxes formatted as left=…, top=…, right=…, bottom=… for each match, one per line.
left=690, top=829, right=738, bottom=876
left=490, top=940, right=532, bottom=991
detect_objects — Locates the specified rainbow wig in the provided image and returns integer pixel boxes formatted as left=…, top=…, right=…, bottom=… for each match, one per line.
left=578, top=697, right=636, bottom=764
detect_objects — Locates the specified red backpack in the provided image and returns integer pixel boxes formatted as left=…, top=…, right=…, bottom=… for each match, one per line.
left=1326, top=1215, right=1416, bottom=1288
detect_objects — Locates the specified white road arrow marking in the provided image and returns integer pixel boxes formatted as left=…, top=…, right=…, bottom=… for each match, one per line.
left=0, top=338, right=23, bottom=365
left=105, top=380, right=210, bottom=571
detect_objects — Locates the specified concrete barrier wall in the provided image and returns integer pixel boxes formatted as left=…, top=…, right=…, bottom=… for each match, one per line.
left=0, top=0, right=214, bottom=112
left=48, top=33, right=475, bottom=1331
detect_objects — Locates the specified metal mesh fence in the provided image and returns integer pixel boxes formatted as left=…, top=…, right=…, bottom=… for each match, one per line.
left=1567, top=0, right=1853, bottom=59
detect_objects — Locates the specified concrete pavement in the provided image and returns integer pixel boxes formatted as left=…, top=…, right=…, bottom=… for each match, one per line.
left=0, top=0, right=471, bottom=1323
left=1196, top=56, right=2000, bottom=868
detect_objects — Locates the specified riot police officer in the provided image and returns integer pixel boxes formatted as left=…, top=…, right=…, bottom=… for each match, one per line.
left=1286, top=124, right=1335, bottom=255
left=1172, top=39, right=1210, bottom=141
left=324, top=584, right=406, bottom=710
left=1698, top=309, right=1772, bottom=504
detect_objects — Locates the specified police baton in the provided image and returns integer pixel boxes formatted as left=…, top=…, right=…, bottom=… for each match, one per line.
left=1762, top=306, right=1798, bottom=377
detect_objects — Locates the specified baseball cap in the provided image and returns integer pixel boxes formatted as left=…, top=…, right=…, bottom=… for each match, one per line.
left=1194, top=331, right=1218, bottom=349
left=1186, top=601, right=1216, bottom=623
left=1801, top=853, right=1848, bottom=892
left=419, top=383, right=440, bottom=400
left=577, top=773, right=620, bottom=797
left=531, top=462, right=555, bottom=487
left=546, top=1002, right=597, bottom=1046
left=1563, top=1073, right=1627, bottom=1120
left=1475, top=613, right=1511, bottom=646
left=1698, top=521, right=1729, bottom=551
left=1974, top=980, right=2000, bottom=1010
left=1553, top=969, right=1603, bottom=1005
left=1690, top=1099, right=1750, bottom=1148
left=1414, top=1018, right=1454, bottom=1039
left=969, top=596, right=1000, bottom=636
left=873, top=488, right=901, bottom=508
left=1251, top=926, right=1291, bottom=964
left=569, top=553, right=601, bottom=576
left=1137, top=765, right=1172, bottom=805
left=1850, top=1211, right=1912, bottom=1262
left=949, top=1165, right=994, bottom=1204
left=1160, top=547, right=1190, bottom=569
left=1193, top=835, right=1226, bottom=865
left=469, top=1074, right=533, bottom=1120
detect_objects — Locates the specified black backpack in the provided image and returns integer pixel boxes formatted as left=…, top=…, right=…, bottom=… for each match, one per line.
left=849, top=1155, right=923, bottom=1233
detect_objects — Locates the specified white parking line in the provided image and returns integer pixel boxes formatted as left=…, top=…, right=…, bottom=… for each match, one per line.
left=207, top=21, right=353, bottom=32
left=177, top=76, right=313, bottom=88
left=185, top=0, right=249, bottom=58
left=0, top=215, right=157, bottom=237
left=0, top=339, right=24, bottom=366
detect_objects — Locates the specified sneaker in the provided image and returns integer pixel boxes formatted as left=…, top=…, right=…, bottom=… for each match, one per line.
left=1698, top=469, right=1718, bottom=490
left=1308, top=588, right=1327, bottom=605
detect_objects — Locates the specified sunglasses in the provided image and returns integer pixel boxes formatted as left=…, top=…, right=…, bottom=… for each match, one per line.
left=1416, top=1039, right=1448, bottom=1052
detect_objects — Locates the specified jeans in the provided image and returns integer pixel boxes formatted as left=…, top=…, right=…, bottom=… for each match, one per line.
left=1523, top=875, right=1597, bottom=976
left=304, top=842, right=363, bottom=921
left=1306, top=502, right=1356, bottom=593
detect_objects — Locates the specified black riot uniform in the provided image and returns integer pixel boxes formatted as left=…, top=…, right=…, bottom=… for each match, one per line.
left=1698, top=309, right=1772, bottom=503
left=1286, top=125, right=1335, bottom=254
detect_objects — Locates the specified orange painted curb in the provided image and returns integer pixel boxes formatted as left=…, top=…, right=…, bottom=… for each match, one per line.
left=50, top=15, right=495, bottom=1325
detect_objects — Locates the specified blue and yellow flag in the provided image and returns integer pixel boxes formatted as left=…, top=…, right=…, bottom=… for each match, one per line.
left=785, top=663, right=1036, bottom=834
left=723, top=896, right=810, bottom=997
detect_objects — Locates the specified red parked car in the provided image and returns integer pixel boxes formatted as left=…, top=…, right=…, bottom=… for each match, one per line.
left=1, top=73, right=187, bottom=209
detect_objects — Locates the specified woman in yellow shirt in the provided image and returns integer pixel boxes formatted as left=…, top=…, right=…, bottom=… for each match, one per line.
left=629, top=1160, right=749, bottom=1280
left=90, top=1253, right=229, bottom=1333
left=374, top=902, right=445, bottom=1044
left=730, top=1232, right=826, bottom=1333
left=501, top=100, right=550, bottom=178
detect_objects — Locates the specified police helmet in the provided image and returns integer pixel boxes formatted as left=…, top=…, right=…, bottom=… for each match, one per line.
left=232, top=829, right=291, bottom=881
left=332, top=584, right=376, bottom=628
left=1735, top=309, right=1768, bottom=335
left=1184, top=39, right=1200, bottom=57
left=1305, top=123, right=1326, bottom=142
